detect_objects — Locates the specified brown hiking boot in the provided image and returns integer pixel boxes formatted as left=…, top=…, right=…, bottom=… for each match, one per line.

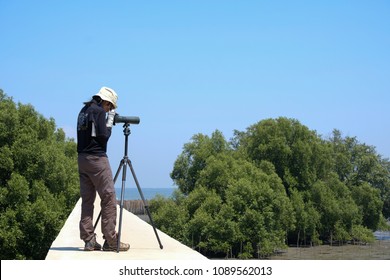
left=84, top=234, right=102, bottom=251
left=103, top=239, right=130, bottom=251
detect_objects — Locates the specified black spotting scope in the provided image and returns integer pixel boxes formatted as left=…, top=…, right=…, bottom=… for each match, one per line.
left=114, top=114, right=140, bottom=125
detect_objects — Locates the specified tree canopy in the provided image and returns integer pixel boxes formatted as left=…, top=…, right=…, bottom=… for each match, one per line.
left=151, top=117, right=390, bottom=259
left=0, top=90, right=79, bottom=259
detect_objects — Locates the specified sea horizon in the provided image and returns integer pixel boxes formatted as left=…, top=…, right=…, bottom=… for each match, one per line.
left=115, top=187, right=177, bottom=200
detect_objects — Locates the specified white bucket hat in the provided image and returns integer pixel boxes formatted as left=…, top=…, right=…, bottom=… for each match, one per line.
left=94, top=86, right=118, bottom=109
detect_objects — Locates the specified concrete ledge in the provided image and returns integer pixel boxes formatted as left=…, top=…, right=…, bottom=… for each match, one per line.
left=46, top=198, right=208, bottom=260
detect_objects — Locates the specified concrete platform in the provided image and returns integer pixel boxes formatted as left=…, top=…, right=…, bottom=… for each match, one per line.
left=46, top=198, right=208, bottom=260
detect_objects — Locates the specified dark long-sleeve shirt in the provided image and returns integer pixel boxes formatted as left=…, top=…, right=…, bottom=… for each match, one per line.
left=77, top=100, right=111, bottom=156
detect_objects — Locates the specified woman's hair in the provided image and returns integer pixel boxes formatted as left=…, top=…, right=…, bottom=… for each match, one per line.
left=83, top=95, right=102, bottom=106
left=93, top=96, right=102, bottom=103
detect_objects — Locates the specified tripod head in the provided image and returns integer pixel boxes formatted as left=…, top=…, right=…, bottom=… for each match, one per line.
left=114, top=114, right=140, bottom=137
left=122, top=122, right=132, bottom=137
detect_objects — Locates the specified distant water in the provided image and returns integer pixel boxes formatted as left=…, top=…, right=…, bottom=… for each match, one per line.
left=374, top=230, right=390, bottom=240
left=115, top=187, right=176, bottom=200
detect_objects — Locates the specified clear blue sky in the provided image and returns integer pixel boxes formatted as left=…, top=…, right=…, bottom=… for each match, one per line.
left=1, top=0, right=389, bottom=189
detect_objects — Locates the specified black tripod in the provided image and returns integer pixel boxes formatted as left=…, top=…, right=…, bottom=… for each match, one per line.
left=94, top=123, right=163, bottom=252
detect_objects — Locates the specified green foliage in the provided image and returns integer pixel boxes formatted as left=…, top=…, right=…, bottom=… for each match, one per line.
left=350, top=225, right=375, bottom=244
left=149, top=194, right=188, bottom=240
left=153, top=117, right=389, bottom=259
left=351, top=183, right=383, bottom=230
left=234, top=118, right=333, bottom=192
left=330, top=129, right=390, bottom=218
left=289, top=188, right=321, bottom=246
left=0, top=89, right=79, bottom=259
left=170, top=130, right=230, bottom=195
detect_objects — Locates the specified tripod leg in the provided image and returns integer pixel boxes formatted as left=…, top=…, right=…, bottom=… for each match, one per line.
left=93, top=211, right=102, bottom=230
left=116, top=159, right=128, bottom=252
left=93, top=159, right=124, bottom=230
left=127, top=159, right=164, bottom=249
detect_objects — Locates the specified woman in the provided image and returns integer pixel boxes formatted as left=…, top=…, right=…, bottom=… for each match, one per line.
left=76, top=86, right=130, bottom=251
